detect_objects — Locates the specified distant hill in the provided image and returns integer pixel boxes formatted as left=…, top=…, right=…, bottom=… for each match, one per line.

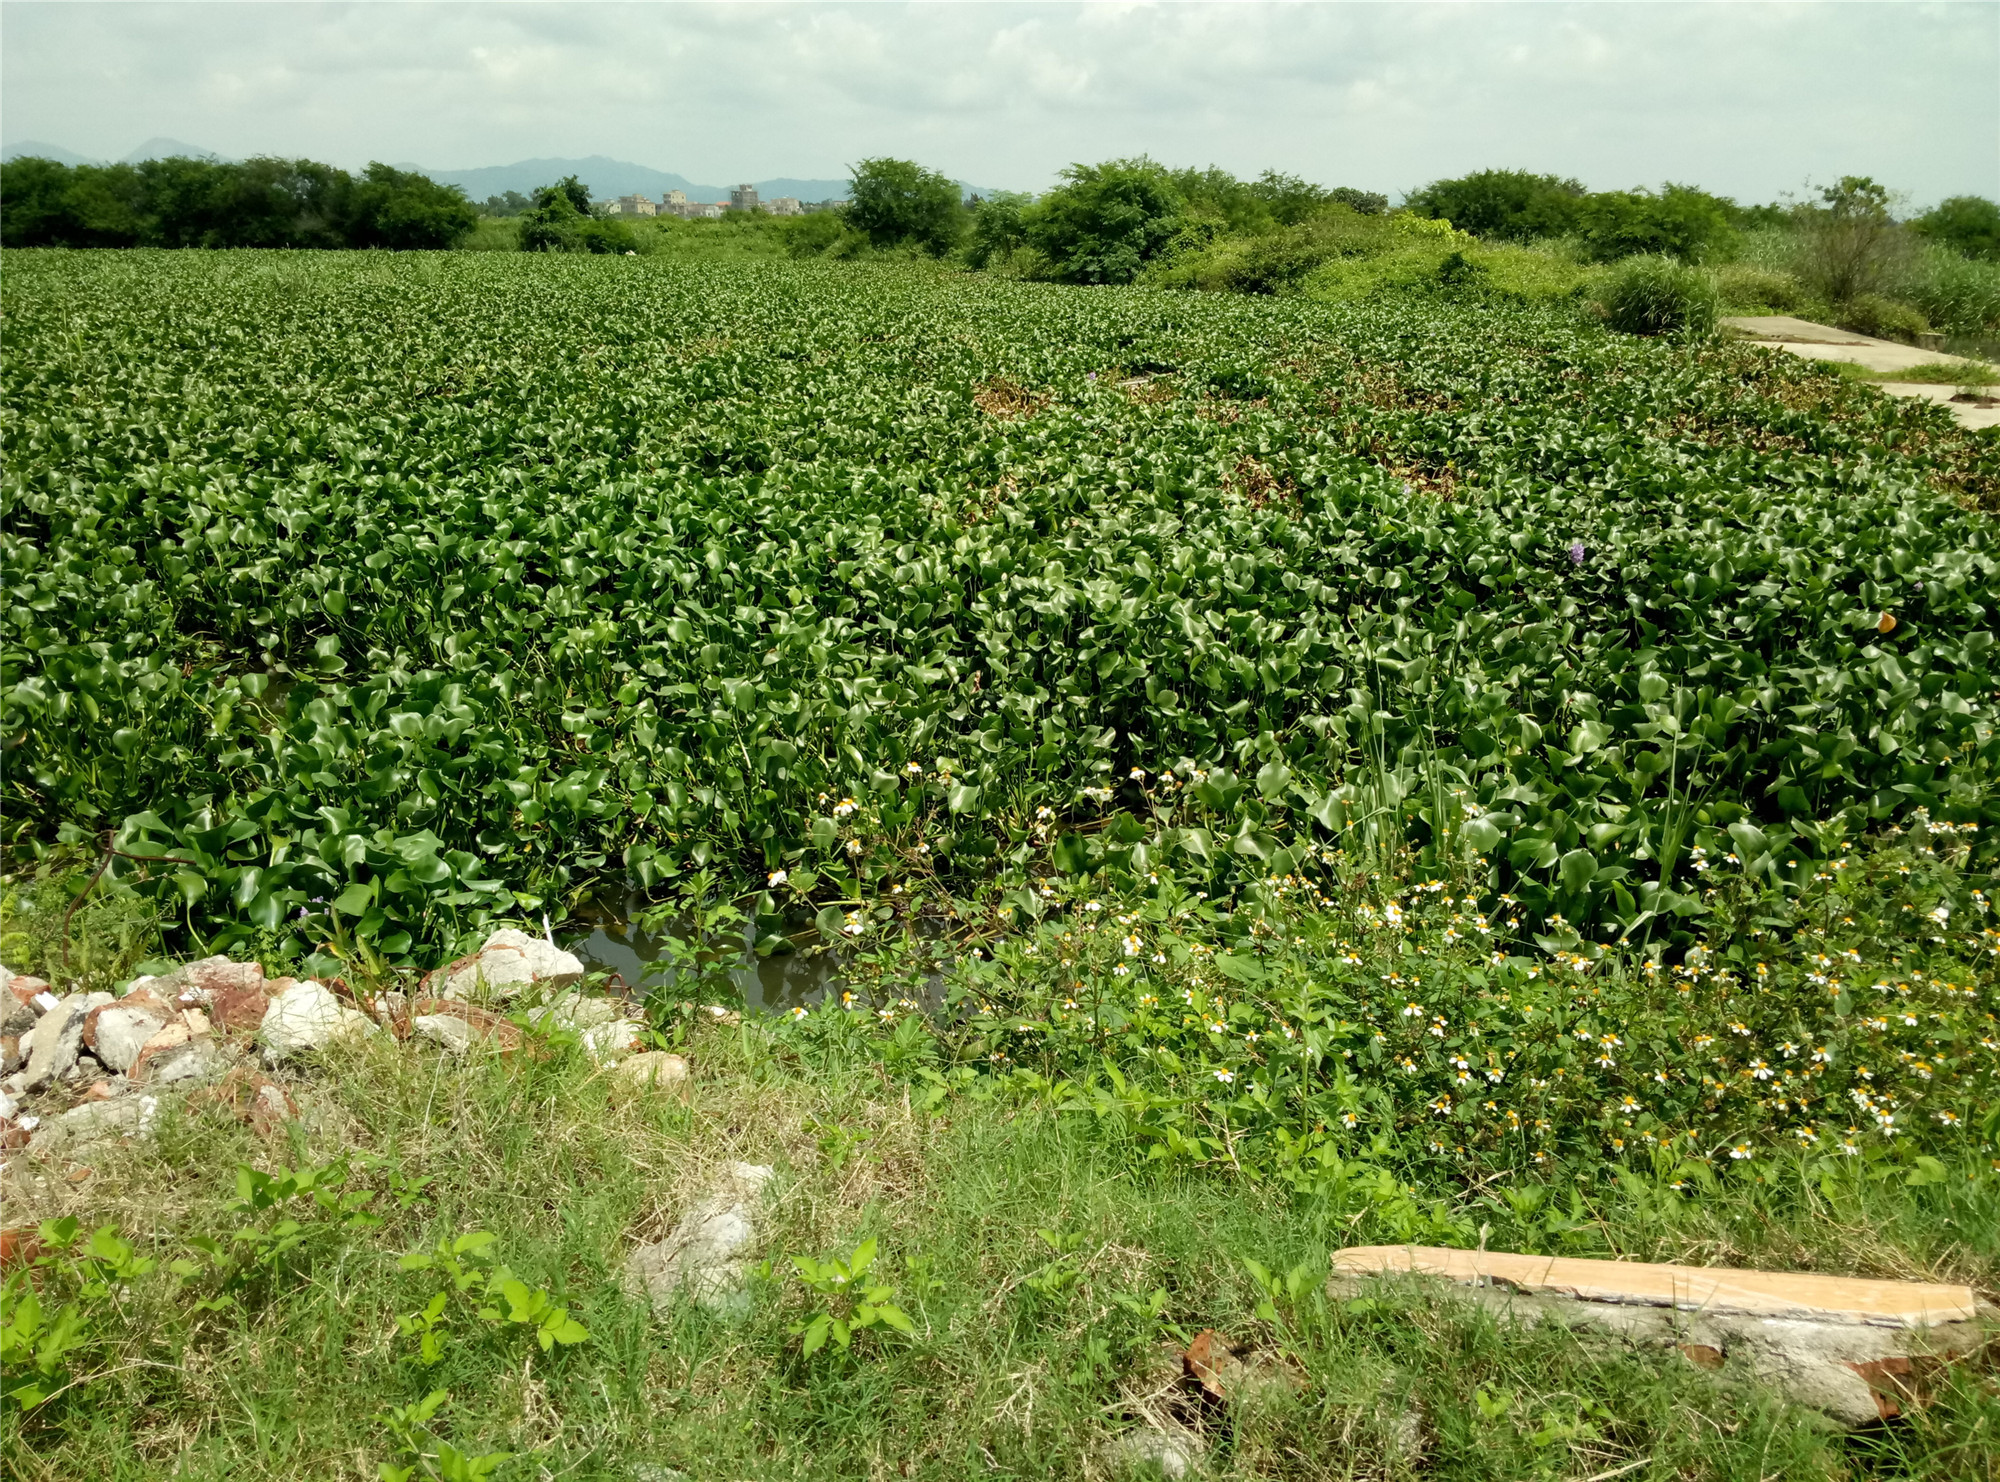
left=417, top=156, right=1008, bottom=205
left=123, top=136, right=227, bottom=163
left=1, top=142, right=1008, bottom=204
left=3, top=137, right=232, bottom=166
left=2, top=140, right=99, bottom=166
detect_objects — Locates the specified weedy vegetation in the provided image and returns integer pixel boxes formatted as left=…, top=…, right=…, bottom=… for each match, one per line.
left=3, top=249, right=1999, bottom=1479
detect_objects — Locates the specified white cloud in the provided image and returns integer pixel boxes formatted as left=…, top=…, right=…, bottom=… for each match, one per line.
left=1, top=1, right=1993, bottom=203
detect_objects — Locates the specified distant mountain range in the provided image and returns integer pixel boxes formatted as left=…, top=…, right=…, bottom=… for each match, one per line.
left=3, top=136, right=224, bottom=166
left=1, top=141, right=1005, bottom=203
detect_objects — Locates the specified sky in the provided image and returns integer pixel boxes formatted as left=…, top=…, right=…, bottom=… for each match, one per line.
left=2, top=1, right=1996, bottom=207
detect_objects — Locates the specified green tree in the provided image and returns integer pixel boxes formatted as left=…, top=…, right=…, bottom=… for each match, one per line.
left=0, top=157, right=90, bottom=246
left=845, top=158, right=963, bottom=254
left=966, top=191, right=1032, bottom=268
left=1404, top=169, right=1587, bottom=241
left=1792, top=175, right=1908, bottom=304
left=346, top=164, right=477, bottom=250
left=1911, top=195, right=2000, bottom=261
left=517, top=176, right=606, bottom=253
left=1024, top=159, right=1184, bottom=285
left=1576, top=184, right=1735, bottom=263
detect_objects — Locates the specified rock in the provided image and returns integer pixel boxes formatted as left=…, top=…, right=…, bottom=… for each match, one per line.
left=209, top=984, right=278, bottom=1036
left=35, top=1094, right=160, bottom=1150
left=1, top=991, right=35, bottom=1038
left=195, top=1067, right=299, bottom=1134
left=612, top=1052, right=689, bottom=1089
left=412, top=1014, right=474, bottom=1055
left=1328, top=1245, right=1996, bottom=1427
left=1102, top=1428, right=1201, bottom=1479
left=259, top=980, right=375, bottom=1059
left=135, top=1039, right=231, bottom=1088
left=178, top=955, right=268, bottom=997
left=528, top=991, right=623, bottom=1031
left=630, top=1467, right=690, bottom=1482
left=425, top=928, right=583, bottom=1002
left=5, top=970, right=53, bottom=1012
left=87, top=1004, right=170, bottom=1073
left=1183, top=1330, right=1302, bottom=1406
left=622, top=1162, right=775, bottom=1316
left=580, top=1019, right=645, bottom=1066
left=1, top=1037, right=18, bottom=1075
left=21, top=998, right=90, bottom=1091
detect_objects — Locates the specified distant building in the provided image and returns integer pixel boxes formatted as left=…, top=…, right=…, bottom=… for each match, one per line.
left=729, top=183, right=759, bottom=212
left=689, top=202, right=725, bottom=219
left=802, top=199, right=847, bottom=215
left=663, top=189, right=688, bottom=209
left=608, top=193, right=657, bottom=217
left=765, top=196, right=803, bottom=217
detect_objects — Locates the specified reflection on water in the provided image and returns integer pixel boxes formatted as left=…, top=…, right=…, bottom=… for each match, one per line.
left=562, top=908, right=843, bottom=1014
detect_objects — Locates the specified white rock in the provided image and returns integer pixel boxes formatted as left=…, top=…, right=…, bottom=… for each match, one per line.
left=259, top=981, right=375, bottom=1058
left=412, top=1014, right=474, bottom=1054
left=622, top=1162, right=775, bottom=1316
left=38, top=1094, right=160, bottom=1149
left=612, top=1051, right=689, bottom=1089
left=528, top=991, right=622, bottom=1031
left=22, top=999, right=89, bottom=1090
left=1103, top=1428, right=1201, bottom=1480
left=431, top=928, right=584, bottom=1001
left=142, top=1040, right=231, bottom=1087
left=580, top=1019, right=645, bottom=1066
left=92, top=1005, right=169, bottom=1073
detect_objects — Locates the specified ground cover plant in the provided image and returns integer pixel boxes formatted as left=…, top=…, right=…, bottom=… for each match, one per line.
left=4, top=251, right=1997, bottom=978
left=5, top=249, right=2000, bottom=1480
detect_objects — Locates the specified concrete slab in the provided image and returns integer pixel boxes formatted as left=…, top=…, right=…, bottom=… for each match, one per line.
left=1723, top=315, right=1883, bottom=346
left=1724, top=315, right=1998, bottom=430
left=1331, top=1246, right=1978, bottom=1325
left=1329, top=1245, right=1997, bottom=1426
left=1876, top=381, right=2000, bottom=432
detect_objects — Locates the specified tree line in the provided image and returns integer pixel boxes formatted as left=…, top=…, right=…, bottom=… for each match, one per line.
left=0, top=154, right=477, bottom=250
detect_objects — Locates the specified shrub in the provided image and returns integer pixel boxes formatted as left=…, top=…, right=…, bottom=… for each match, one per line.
left=344, top=164, right=477, bottom=251
left=966, top=191, right=1032, bottom=269
left=1576, top=184, right=1735, bottom=264
left=844, top=158, right=963, bottom=256
left=1593, top=255, right=1719, bottom=337
left=1895, top=243, right=2000, bottom=338
left=1404, top=169, right=1587, bottom=241
left=1714, top=265, right=1808, bottom=314
left=1836, top=293, right=1931, bottom=343
left=1791, top=176, right=1910, bottom=304
left=517, top=177, right=636, bottom=254
left=1023, top=159, right=1184, bottom=285
left=1910, top=195, right=2000, bottom=261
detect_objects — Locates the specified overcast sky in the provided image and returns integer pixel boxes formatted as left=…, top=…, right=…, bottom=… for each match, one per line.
left=3, top=2, right=1995, bottom=205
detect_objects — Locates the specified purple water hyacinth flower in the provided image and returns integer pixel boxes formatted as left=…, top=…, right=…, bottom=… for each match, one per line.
left=1567, top=541, right=1588, bottom=565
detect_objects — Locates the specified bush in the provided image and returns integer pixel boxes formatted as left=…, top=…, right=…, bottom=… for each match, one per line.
left=1911, top=195, right=2000, bottom=261
left=1576, top=184, right=1735, bottom=264
left=1836, top=292, right=1931, bottom=343
left=1714, top=264, right=1808, bottom=314
left=1895, top=243, right=2000, bottom=338
left=1404, top=169, right=1587, bottom=241
left=1593, top=255, right=1719, bottom=337
left=966, top=191, right=1032, bottom=269
left=1023, top=159, right=1184, bottom=285
left=517, top=177, right=636, bottom=254
left=1791, top=176, right=1910, bottom=305
left=0, top=154, right=476, bottom=250
left=845, top=158, right=963, bottom=256
left=344, top=163, right=477, bottom=251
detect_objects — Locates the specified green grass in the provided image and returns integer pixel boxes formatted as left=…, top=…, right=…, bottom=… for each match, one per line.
left=5, top=828, right=1997, bottom=1478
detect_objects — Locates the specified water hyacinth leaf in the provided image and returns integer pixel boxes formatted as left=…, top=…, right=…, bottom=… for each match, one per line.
left=1558, top=849, right=1599, bottom=894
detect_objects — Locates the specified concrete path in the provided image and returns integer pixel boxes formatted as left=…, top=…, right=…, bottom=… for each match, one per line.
left=1723, top=315, right=1998, bottom=430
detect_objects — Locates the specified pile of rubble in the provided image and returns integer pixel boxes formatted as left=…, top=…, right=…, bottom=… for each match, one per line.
left=2, top=928, right=687, bottom=1159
